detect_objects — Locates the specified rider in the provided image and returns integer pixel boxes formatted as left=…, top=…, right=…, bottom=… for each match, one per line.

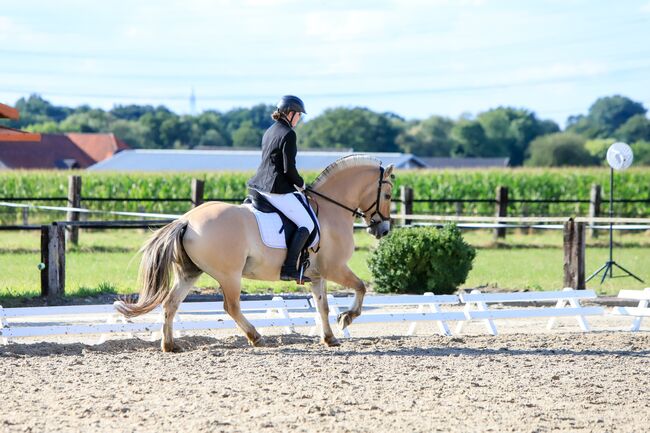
left=247, top=95, right=314, bottom=283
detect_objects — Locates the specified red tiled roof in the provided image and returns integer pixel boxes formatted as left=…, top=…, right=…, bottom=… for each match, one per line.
left=66, top=133, right=130, bottom=163
left=0, top=133, right=131, bottom=169
left=0, top=125, right=41, bottom=142
left=0, top=102, right=41, bottom=142
left=0, top=103, right=19, bottom=120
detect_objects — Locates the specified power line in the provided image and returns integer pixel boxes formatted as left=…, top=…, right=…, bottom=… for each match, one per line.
left=4, top=47, right=650, bottom=83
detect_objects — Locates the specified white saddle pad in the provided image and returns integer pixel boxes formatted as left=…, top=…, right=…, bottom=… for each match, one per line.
left=243, top=203, right=320, bottom=249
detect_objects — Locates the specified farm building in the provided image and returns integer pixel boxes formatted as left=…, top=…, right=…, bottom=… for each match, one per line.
left=0, top=102, right=41, bottom=169
left=0, top=132, right=130, bottom=169
left=87, top=149, right=429, bottom=171
left=88, top=149, right=510, bottom=171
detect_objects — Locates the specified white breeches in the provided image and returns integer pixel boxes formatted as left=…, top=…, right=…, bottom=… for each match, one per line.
left=257, top=191, right=316, bottom=233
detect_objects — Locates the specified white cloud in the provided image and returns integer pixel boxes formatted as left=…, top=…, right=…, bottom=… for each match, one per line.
left=389, top=0, right=486, bottom=7
left=0, top=16, right=23, bottom=42
left=304, top=10, right=388, bottom=41
left=504, top=62, right=610, bottom=83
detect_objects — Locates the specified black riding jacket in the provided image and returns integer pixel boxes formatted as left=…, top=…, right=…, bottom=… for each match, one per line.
left=247, top=118, right=304, bottom=194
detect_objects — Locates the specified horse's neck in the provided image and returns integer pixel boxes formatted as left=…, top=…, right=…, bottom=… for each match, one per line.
left=313, top=168, right=373, bottom=221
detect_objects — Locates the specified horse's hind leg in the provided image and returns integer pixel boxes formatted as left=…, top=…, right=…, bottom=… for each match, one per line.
left=161, top=271, right=201, bottom=352
left=221, top=277, right=262, bottom=346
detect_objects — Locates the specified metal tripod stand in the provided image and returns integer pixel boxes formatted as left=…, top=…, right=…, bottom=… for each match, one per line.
left=586, top=167, right=644, bottom=284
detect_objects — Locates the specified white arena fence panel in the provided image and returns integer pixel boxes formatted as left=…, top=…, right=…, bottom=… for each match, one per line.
left=455, top=288, right=605, bottom=336
left=312, top=293, right=464, bottom=338
left=611, top=288, right=650, bottom=331
left=0, top=297, right=314, bottom=345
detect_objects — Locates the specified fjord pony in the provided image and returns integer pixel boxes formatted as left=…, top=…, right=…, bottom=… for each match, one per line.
left=116, top=156, right=395, bottom=351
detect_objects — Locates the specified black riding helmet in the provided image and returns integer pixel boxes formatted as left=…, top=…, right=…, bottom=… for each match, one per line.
left=277, top=95, right=306, bottom=115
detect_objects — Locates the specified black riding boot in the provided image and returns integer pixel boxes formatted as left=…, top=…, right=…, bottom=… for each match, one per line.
left=281, top=227, right=312, bottom=283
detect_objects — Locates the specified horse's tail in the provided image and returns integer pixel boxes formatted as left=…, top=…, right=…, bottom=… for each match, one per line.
left=115, top=219, right=194, bottom=318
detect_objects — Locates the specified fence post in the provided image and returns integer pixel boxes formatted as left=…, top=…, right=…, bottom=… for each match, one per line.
left=41, top=223, right=65, bottom=297
left=191, top=178, right=205, bottom=208
left=21, top=207, right=29, bottom=225
left=399, top=186, right=413, bottom=226
left=589, top=184, right=601, bottom=239
left=66, top=175, right=82, bottom=246
left=494, top=186, right=508, bottom=239
left=563, top=219, right=586, bottom=290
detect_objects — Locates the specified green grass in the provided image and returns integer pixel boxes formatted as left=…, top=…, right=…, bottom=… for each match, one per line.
left=1, top=228, right=648, bottom=300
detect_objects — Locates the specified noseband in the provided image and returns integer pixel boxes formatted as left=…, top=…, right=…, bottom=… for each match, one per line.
left=305, top=165, right=393, bottom=229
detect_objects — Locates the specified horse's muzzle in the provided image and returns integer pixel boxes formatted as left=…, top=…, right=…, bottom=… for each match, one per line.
left=367, top=220, right=391, bottom=239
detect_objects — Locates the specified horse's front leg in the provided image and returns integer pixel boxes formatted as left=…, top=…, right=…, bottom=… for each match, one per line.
left=327, top=266, right=366, bottom=330
left=310, top=277, right=340, bottom=347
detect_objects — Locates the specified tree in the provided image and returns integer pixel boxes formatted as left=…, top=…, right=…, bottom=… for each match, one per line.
left=584, top=138, right=613, bottom=163
left=232, top=121, right=263, bottom=148
left=111, top=120, right=152, bottom=148
left=139, top=107, right=176, bottom=148
left=59, top=109, right=114, bottom=132
left=159, top=116, right=192, bottom=148
left=298, top=107, right=400, bottom=152
left=199, top=129, right=229, bottom=147
left=396, top=115, right=454, bottom=156
left=110, top=105, right=156, bottom=121
left=477, top=107, right=559, bottom=165
left=192, top=111, right=231, bottom=147
left=615, top=114, right=650, bottom=143
left=449, top=119, right=487, bottom=157
left=526, top=132, right=595, bottom=166
left=25, top=121, right=62, bottom=133
left=631, top=140, right=650, bottom=165
left=589, top=95, right=646, bottom=136
left=12, top=94, right=71, bottom=127
left=567, top=95, right=647, bottom=138
left=224, top=104, right=274, bottom=135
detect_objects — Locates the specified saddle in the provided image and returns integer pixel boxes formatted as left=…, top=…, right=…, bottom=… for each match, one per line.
left=243, top=190, right=320, bottom=275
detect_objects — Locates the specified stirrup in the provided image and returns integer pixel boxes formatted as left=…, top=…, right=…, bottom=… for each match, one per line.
left=280, top=268, right=311, bottom=284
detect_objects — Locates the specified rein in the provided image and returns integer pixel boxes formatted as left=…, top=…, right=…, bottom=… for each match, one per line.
left=305, top=165, right=392, bottom=228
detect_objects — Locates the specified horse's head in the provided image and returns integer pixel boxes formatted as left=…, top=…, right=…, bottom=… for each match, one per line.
left=309, top=156, right=395, bottom=239
left=360, top=164, right=395, bottom=239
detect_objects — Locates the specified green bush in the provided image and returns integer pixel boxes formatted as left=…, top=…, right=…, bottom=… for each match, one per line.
left=368, top=224, right=476, bottom=294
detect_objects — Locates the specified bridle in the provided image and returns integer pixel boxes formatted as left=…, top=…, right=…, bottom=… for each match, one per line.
left=305, top=165, right=393, bottom=229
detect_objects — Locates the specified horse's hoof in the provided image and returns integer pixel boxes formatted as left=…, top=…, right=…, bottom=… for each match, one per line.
left=249, top=334, right=264, bottom=347
left=161, top=341, right=175, bottom=353
left=337, top=312, right=353, bottom=330
left=322, top=336, right=341, bottom=347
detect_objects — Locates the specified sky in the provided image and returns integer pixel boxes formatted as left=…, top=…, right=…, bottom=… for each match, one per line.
left=1, top=0, right=650, bottom=127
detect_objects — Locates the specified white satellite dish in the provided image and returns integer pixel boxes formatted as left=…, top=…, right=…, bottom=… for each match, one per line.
left=606, top=142, right=634, bottom=170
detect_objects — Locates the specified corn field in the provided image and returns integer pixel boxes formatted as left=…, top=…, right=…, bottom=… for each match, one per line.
left=0, top=168, right=648, bottom=224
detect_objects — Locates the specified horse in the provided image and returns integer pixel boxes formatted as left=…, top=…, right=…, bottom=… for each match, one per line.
left=115, top=155, right=395, bottom=352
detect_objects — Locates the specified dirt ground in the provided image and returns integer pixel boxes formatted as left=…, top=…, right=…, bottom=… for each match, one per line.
left=1, top=318, right=649, bottom=433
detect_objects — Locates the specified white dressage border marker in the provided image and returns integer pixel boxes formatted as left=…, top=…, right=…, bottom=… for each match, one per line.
left=611, top=288, right=650, bottom=331
left=0, top=297, right=314, bottom=345
left=456, top=288, right=605, bottom=336
left=313, top=293, right=464, bottom=338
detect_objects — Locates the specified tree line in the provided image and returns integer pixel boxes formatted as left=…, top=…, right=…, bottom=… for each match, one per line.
left=4, top=94, right=650, bottom=166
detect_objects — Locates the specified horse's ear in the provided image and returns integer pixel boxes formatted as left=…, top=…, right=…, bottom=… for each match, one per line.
left=384, top=164, right=395, bottom=180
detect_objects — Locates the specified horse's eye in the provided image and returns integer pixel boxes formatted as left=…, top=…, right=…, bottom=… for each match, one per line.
left=384, top=194, right=391, bottom=200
